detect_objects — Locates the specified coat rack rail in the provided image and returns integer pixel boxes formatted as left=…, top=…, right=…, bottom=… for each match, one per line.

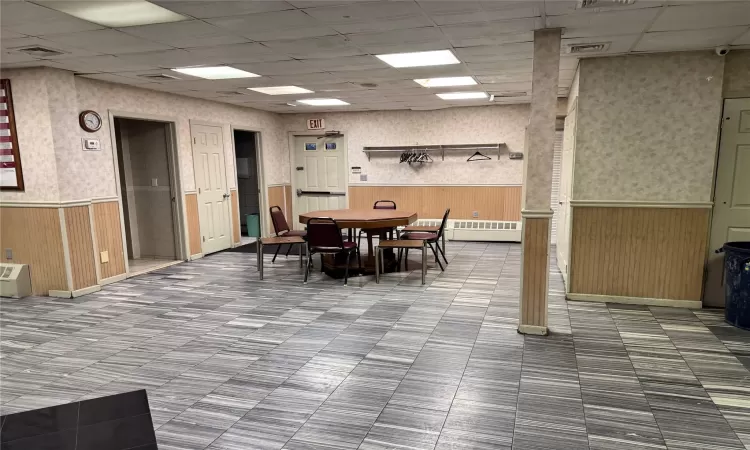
left=363, top=143, right=506, bottom=161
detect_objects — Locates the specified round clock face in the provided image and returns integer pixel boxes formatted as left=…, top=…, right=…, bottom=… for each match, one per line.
left=79, top=110, right=102, bottom=132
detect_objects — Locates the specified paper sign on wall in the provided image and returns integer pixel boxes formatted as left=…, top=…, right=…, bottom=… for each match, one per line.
left=307, top=118, right=325, bottom=130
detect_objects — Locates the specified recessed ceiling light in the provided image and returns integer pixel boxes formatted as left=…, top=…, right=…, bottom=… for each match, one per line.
left=43, top=1, right=188, bottom=27
left=297, top=98, right=350, bottom=106
left=248, top=86, right=314, bottom=95
left=376, top=50, right=460, bottom=68
left=437, top=92, right=488, bottom=100
left=414, top=76, right=477, bottom=88
left=172, top=66, right=259, bottom=80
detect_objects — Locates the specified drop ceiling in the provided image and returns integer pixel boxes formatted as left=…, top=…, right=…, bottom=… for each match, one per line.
left=1, top=0, right=748, bottom=113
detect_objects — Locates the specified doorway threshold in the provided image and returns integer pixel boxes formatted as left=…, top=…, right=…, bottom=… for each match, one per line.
left=127, top=259, right=181, bottom=278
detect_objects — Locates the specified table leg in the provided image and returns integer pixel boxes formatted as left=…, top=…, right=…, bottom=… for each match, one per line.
left=375, top=246, right=380, bottom=283
left=421, top=243, right=426, bottom=285
left=257, top=240, right=261, bottom=272
left=259, top=241, right=264, bottom=280
left=367, top=233, right=375, bottom=265
left=299, top=243, right=303, bottom=268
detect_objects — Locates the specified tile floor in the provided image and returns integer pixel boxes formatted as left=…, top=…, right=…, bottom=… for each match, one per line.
left=1, top=242, right=749, bottom=450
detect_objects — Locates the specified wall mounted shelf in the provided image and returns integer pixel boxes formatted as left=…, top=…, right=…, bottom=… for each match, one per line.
left=363, top=143, right=507, bottom=161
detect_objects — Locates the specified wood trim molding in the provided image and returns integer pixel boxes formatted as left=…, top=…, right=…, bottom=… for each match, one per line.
left=185, top=193, right=202, bottom=256
left=92, top=201, right=126, bottom=280
left=63, top=206, right=97, bottom=291
left=567, top=293, right=702, bottom=309
left=0, top=196, right=120, bottom=208
left=519, top=217, right=550, bottom=333
left=231, top=190, right=241, bottom=244
left=570, top=200, right=713, bottom=208
left=350, top=185, right=522, bottom=221
left=569, top=206, right=709, bottom=302
left=521, top=209, right=554, bottom=218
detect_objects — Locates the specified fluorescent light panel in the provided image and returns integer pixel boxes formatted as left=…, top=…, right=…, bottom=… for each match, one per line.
left=44, top=1, right=188, bottom=27
left=414, top=76, right=477, bottom=88
left=437, top=92, right=488, bottom=100
left=172, top=66, right=259, bottom=79
left=249, top=86, right=313, bottom=95
left=376, top=50, right=460, bottom=68
left=297, top=98, right=349, bottom=106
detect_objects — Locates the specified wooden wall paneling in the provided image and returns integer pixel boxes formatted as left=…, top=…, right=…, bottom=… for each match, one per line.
left=92, top=201, right=126, bottom=279
left=569, top=207, right=709, bottom=301
left=267, top=185, right=286, bottom=231
left=64, top=206, right=97, bottom=290
left=349, top=185, right=522, bottom=221
left=521, top=218, right=550, bottom=327
left=0, top=207, right=67, bottom=295
left=185, top=193, right=202, bottom=256
left=231, top=190, right=240, bottom=244
left=284, top=185, right=293, bottom=224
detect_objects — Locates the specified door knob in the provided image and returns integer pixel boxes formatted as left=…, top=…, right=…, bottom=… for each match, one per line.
left=223, top=193, right=230, bottom=199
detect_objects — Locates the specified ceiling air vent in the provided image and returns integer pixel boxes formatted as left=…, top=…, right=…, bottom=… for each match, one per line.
left=138, top=73, right=181, bottom=81
left=14, top=46, right=65, bottom=57
left=577, top=0, right=636, bottom=8
left=566, top=42, right=610, bottom=54
left=494, top=91, right=527, bottom=98
left=360, top=83, right=378, bottom=88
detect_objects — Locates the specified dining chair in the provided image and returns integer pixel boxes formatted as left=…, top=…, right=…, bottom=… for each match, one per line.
left=270, top=205, right=306, bottom=263
left=305, top=217, right=361, bottom=285
left=357, top=200, right=397, bottom=249
left=400, top=208, right=450, bottom=271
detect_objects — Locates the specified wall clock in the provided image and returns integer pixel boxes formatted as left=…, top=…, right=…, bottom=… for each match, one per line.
left=79, top=110, right=102, bottom=132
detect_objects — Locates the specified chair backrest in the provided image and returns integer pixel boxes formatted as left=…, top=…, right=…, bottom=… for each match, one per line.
left=436, top=208, right=451, bottom=239
left=373, top=200, right=397, bottom=210
left=306, top=217, right=344, bottom=251
left=270, top=206, right=290, bottom=235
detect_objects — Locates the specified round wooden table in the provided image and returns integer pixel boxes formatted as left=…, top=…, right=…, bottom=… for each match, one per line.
left=299, top=209, right=418, bottom=276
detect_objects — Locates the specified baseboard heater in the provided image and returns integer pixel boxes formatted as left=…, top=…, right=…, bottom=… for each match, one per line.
left=408, top=219, right=522, bottom=242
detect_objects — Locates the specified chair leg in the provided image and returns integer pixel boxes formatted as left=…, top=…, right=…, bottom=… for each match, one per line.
left=429, top=243, right=444, bottom=271
left=438, top=242, right=448, bottom=265
left=320, top=255, right=324, bottom=272
left=421, top=244, right=426, bottom=285
left=285, top=244, right=292, bottom=258
left=272, top=244, right=281, bottom=263
left=375, top=247, right=380, bottom=284
left=304, top=250, right=310, bottom=284
left=405, top=248, right=409, bottom=271
left=357, top=246, right=362, bottom=270
left=344, top=251, right=351, bottom=285
left=357, top=230, right=363, bottom=251
left=299, top=243, right=303, bottom=268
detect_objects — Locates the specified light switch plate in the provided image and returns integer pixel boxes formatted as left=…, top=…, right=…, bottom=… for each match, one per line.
left=360, top=174, right=368, bottom=181
left=100, top=250, right=109, bottom=263
left=151, top=178, right=158, bottom=187
left=82, top=138, right=101, bottom=151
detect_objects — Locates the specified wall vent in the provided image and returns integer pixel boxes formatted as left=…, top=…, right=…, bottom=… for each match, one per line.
left=14, top=46, right=65, bottom=57
left=493, top=91, right=528, bottom=98
left=138, top=73, right=181, bottom=80
left=577, top=0, right=636, bottom=8
left=404, top=219, right=522, bottom=242
left=566, top=42, right=610, bottom=53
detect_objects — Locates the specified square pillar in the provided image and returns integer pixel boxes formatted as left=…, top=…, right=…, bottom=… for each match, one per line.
left=518, top=29, right=561, bottom=336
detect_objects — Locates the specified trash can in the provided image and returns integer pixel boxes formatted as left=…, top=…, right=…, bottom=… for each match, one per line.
left=246, top=214, right=260, bottom=238
left=722, top=242, right=750, bottom=330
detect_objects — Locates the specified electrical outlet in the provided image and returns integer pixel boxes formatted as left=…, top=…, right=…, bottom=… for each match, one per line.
left=100, top=250, right=109, bottom=263
left=472, top=211, right=479, bottom=218
left=151, top=178, right=158, bottom=187
left=5, top=248, right=11, bottom=260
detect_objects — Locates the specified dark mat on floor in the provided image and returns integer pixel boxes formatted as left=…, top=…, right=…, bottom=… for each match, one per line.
left=226, top=241, right=302, bottom=255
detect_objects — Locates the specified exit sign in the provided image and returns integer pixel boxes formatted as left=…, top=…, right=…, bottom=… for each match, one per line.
left=307, top=118, right=325, bottom=130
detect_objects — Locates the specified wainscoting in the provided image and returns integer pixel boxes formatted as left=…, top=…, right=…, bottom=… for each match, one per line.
left=569, top=206, right=710, bottom=303
left=520, top=217, right=550, bottom=332
left=268, top=184, right=292, bottom=230
left=349, top=185, right=522, bottom=221
left=64, top=206, right=97, bottom=291
left=92, top=201, right=126, bottom=281
left=0, top=207, right=67, bottom=295
left=185, top=192, right=202, bottom=256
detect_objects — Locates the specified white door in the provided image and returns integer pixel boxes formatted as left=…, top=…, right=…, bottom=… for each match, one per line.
left=704, top=98, right=750, bottom=307
left=293, top=135, right=347, bottom=228
left=192, top=124, right=231, bottom=254
left=557, top=101, right=577, bottom=282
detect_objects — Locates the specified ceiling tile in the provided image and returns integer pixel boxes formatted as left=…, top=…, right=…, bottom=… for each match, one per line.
left=477, top=73, right=531, bottom=83
left=544, top=0, right=665, bottom=16
left=547, top=8, right=661, bottom=37
left=186, top=43, right=291, bottom=63
left=419, top=1, right=542, bottom=25
left=1, top=29, right=27, bottom=40
left=45, top=29, right=173, bottom=54
left=441, top=20, right=536, bottom=48
left=561, top=34, right=641, bottom=55
left=207, top=10, right=339, bottom=41
left=0, top=1, right=104, bottom=36
left=119, top=21, right=249, bottom=49
left=733, top=29, right=750, bottom=46
left=77, top=72, right=156, bottom=85
left=345, top=27, right=450, bottom=54
left=649, top=2, right=750, bottom=32
left=1, top=36, right=102, bottom=59
left=635, top=26, right=748, bottom=52
left=152, top=0, right=295, bottom=19
left=453, top=43, right=533, bottom=63
left=302, top=2, right=432, bottom=33
left=262, top=35, right=363, bottom=59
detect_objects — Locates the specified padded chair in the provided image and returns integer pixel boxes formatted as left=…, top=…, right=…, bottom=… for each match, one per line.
left=400, top=208, right=450, bottom=271
left=305, top=217, right=361, bottom=285
left=270, top=205, right=306, bottom=263
left=357, top=200, right=397, bottom=249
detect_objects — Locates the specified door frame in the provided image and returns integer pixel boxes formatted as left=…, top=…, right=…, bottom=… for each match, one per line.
left=558, top=99, right=578, bottom=290
left=189, top=119, right=233, bottom=254
left=107, top=110, right=187, bottom=275
left=287, top=131, right=349, bottom=230
left=231, top=126, right=269, bottom=238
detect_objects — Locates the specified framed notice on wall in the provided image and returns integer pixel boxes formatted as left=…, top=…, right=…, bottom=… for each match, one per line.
left=0, top=79, right=23, bottom=191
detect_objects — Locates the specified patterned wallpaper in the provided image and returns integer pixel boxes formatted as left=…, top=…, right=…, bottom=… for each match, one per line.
left=0, top=68, right=59, bottom=202
left=282, top=104, right=530, bottom=185
left=723, top=50, right=750, bottom=98
left=573, top=51, right=725, bottom=203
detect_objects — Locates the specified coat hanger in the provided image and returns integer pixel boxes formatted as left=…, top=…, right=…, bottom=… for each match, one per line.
left=467, top=151, right=491, bottom=162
